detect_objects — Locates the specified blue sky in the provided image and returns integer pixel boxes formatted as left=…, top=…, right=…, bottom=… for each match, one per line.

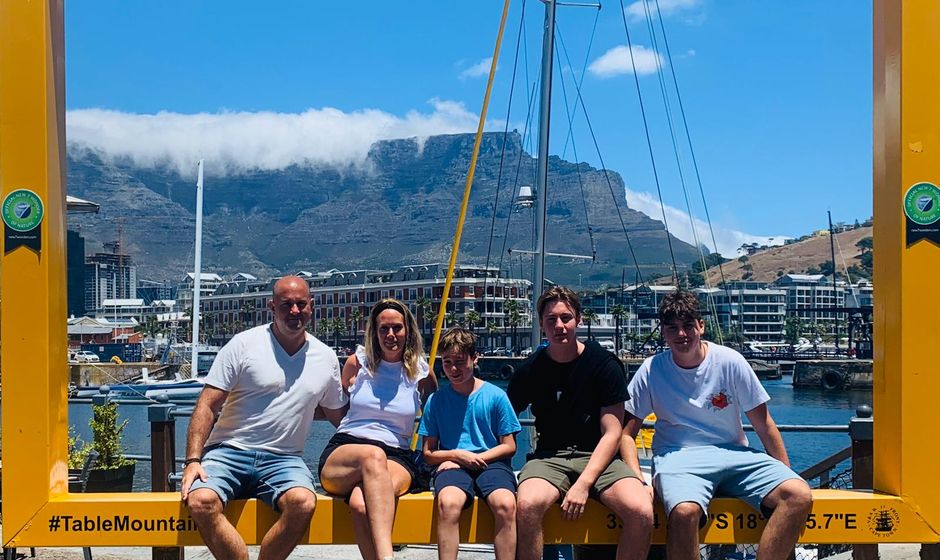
left=65, top=1, right=873, bottom=255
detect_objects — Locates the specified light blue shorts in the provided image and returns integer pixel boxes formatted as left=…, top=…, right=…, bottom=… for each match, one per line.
left=652, top=445, right=801, bottom=518
left=188, top=445, right=317, bottom=511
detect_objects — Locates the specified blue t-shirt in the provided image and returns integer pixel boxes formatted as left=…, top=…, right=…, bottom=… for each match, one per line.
left=418, top=381, right=521, bottom=461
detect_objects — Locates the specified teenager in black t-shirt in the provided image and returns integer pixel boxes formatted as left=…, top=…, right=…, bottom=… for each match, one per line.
left=507, top=286, right=653, bottom=560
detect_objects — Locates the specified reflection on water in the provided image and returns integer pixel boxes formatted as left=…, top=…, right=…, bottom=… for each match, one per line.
left=62, top=375, right=870, bottom=492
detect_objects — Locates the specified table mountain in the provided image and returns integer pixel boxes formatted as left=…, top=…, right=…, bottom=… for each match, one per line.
left=66, top=131, right=698, bottom=286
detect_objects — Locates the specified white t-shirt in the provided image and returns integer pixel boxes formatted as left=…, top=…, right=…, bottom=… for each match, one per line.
left=204, top=324, right=347, bottom=455
left=337, top=345, right=430, bottom=448
left=626, top=342, right=769, bottom=454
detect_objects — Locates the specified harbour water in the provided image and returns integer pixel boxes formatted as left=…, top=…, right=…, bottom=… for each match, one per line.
left=61, top=375, right=870, bottom=492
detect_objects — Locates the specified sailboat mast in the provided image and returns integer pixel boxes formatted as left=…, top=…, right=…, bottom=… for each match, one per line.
left=191, top=159, right=205, bottom=373
left=827, top=210, right=840, bottom=353
left=531, top=0, right=557, bottom=349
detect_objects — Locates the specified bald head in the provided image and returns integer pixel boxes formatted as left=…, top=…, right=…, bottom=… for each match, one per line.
left=273, top=275, right=309, bottom=297
left=269, top=276, right=312, bottom=342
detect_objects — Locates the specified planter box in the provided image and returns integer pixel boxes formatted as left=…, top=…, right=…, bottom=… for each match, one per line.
left=84, top=462, right=136, bottom=493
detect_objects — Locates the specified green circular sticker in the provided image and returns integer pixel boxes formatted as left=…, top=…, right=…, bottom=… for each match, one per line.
left=904, top=182, right=940, bottom=226
left=2, top=189, right=44, bottom=232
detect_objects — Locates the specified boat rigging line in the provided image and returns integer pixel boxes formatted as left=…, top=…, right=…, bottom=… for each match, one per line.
left=427, top=0, right=511, bottom=368
left=482, top=0, right=528, bottom=303
left=618, top=0, right=679, bottom=285
left=553, top=21, right=647, bottom=287
left=553, top=22, right=599, bottom=266
left=637, top=0, right=723, bottom=342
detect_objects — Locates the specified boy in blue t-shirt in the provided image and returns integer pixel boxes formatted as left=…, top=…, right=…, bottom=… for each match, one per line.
left=419, top=328, right=522, bottom=560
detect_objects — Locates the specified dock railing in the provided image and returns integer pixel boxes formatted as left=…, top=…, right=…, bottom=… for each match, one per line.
left=67, top=389, right=888, bottom=560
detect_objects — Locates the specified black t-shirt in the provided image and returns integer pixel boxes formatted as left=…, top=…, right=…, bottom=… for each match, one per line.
left=507, top=341, right=629, bottom=455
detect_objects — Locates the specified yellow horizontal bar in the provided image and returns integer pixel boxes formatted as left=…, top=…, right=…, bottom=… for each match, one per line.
left=6, top=489, right=938, bottom=548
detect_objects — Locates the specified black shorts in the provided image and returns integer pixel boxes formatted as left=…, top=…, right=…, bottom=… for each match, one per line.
left=318, top=432, right=420, bottom=492
left=433, top=461, right=517, bottom=506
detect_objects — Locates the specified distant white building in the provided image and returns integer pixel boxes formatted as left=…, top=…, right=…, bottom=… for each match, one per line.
left=176, top=272, right=224, bottom=314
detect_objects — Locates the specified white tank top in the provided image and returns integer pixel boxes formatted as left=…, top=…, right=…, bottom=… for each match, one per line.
left=337, top=346, right=430, bottom=448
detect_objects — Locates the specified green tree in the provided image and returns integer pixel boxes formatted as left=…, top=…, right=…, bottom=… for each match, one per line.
left=610, top=304, right=627, bottom=352
left=415, top=296, right=432, bottom=340
left=464, top=309, right=481, bottom=333
left=581, top=308, right=598, bottom=340
left=351, top=308, right=364, bottom=338
left=784, top=315, right=803, bottom=350
left=504, top=298, right=523, bottom=351
left=331, top=317, right=347, bottom=348
left=90, top=402, right=133, bottom=469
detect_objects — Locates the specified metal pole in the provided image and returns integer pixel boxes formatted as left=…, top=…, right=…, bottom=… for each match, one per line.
left=191, top=160, right=204, bottom=373
left=531, top=0, right=557, bottom=349
left=850, top=404, right=875, bottom=560
left=827, top=210, right=840, bottom=352
left=149, top=397, right=182, bottom=560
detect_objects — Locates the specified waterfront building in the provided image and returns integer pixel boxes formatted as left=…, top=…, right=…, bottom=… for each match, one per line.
left=175, top=272, right=224, bottom=315
left=695, top=282, right=787, bottom=343
left=773, top=273, right=847, bottom=336
left=137, top=279, right=177, bottom=305
left=199, top=263, right=533, bottom=351
left=84, top=251, right=137, bottom=315
left=67, top=316, right=138, bottom=348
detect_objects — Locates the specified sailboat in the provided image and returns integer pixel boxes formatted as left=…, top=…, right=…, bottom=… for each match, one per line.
left=72, top=162, right=218, bottom=401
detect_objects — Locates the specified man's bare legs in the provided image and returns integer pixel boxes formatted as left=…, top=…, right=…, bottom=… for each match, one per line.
left=515, top=478, right=561, bottom=560
left=667, top=502, right=704, bottom=560
left=598, top=478, right=653, bottom=560
left=258, top=487, right=317, bottom=560
left=757, top=479, right=813, bottom=560
left=187, top=488, right=250, bottom=560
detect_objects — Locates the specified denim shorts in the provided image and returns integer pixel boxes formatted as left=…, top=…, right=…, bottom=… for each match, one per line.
left=653, top=444, right=802, bottom=518
left=188, top=445, right=317, bottom=511
left=433, top=461, right=517, bottom=506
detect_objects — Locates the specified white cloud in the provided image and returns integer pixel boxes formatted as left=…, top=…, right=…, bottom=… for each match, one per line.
left=624, top=0, right=701, bottom=21
left=624, top=187, right=788, bottom=257
left=458, top=57, right=494, bottom=80
left=66, top=100, right=483, bottom=176
left=588, top=45, right=663, bottom=78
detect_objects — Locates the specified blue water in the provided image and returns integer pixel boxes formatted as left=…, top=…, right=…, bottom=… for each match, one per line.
left=65, top=375, right=871, bottom=492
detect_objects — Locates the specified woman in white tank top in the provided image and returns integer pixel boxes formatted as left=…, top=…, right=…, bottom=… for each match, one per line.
left=319, top=299, right=437, bottom=560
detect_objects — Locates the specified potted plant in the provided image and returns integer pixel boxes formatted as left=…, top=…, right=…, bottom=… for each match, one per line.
left=82, top=401, right=136, bottom=492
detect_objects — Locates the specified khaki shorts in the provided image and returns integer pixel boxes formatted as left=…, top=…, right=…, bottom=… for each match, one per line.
left=518, top=450, right=640, bottom=498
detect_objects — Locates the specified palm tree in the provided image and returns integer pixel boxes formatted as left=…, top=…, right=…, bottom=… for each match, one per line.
left=331, top=317, right=347, bottom=349
left=351, top=308, right=364, bottom=339
left=464, top=309, right=481, bottom=334
left=317, top=318, right=332, bottom=340
left=581, top=308, right=598, bottom=340
left=610, top=304, right=626, bottom=353
left=485, top=321, right=500, bottom=350
left=504, top=298, right=523, bottom=352
left=415, top=296, right=432, bottom=340
left=240, top=301, right=256, bottom=328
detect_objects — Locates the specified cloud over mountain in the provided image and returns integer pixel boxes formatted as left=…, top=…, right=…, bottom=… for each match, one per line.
left=66, top=100, right=483, bottom=176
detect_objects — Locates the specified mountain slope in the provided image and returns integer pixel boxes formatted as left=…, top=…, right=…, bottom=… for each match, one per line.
left=67, top=132, right=700, bottom=285
left=703, top=226, right=872, bottom=284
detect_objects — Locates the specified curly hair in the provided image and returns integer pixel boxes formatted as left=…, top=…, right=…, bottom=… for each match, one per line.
left=364, top=298, right=424, bottom=381
left=658, top=289, right=702, bottom=324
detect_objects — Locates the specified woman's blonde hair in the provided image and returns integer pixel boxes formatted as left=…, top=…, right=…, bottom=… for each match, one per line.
left=363, top=298, right=424, bottom=381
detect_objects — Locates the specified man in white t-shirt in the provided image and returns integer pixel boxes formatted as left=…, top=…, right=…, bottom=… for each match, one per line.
left=180, top=276, right=348, bottom=560
left=624, top=290, right=812, bottom=560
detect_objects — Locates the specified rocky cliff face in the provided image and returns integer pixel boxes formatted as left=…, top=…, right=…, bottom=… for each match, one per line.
left=66, top=132, right=698, bottom=285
